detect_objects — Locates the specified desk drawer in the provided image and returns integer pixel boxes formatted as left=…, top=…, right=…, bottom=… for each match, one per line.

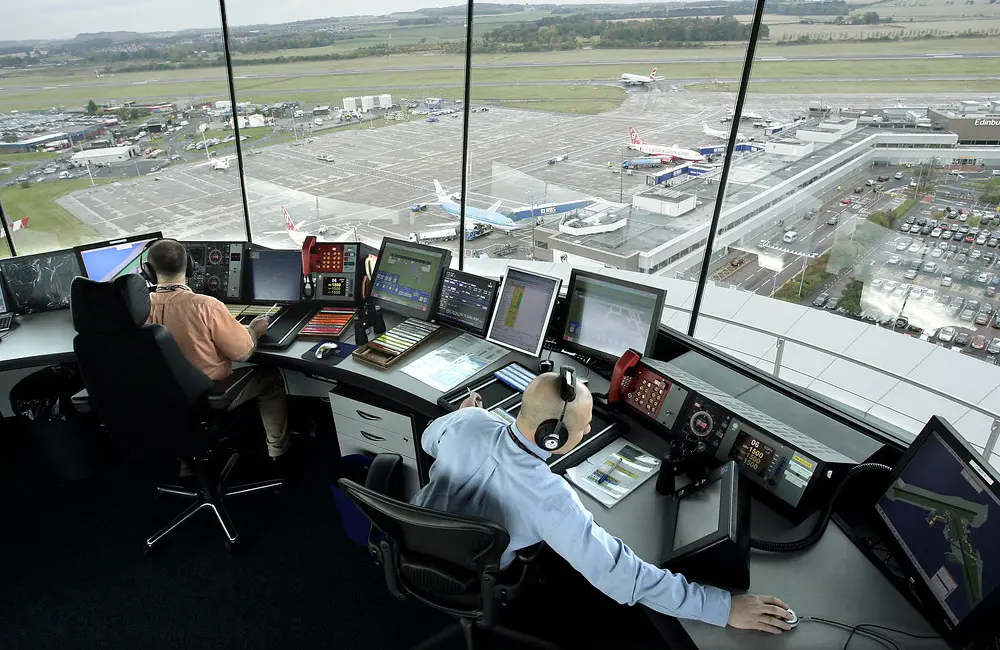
left=335, top=417, right=415, bottom=460
left=329, top=393, right=412, bottom=435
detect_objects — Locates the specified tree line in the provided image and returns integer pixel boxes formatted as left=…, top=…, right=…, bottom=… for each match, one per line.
left=481, top=15, right=766, bottom=51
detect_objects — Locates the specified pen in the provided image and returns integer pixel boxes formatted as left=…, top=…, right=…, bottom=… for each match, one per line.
left=466, top=386, right=482, bottom=407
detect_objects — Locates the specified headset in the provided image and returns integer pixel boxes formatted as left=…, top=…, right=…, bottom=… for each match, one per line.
left=534, top=366, right=577, bottom=452
left=138, top=238, right=194, bottom=286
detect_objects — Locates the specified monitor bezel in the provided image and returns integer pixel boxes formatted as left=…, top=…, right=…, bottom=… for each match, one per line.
left=873, top=415, right=1000, bottom=646
left=245, top=245, right=304, bottom=304
left=370, top=237, right=451, bottom=322
left=560, top=268, right=666, bottom=361
left=73, top=231, right=163, bottom=281
left=662, top=461, right=738, bottom=564
left=485, top=267, right=562, bottom=358
left=434, top=268, right=500, bottom=337
left=0, top=248, right=83, bottom=315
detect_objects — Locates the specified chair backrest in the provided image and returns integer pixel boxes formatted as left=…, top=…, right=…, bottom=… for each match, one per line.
left=338, top=463, right=511, bottom=621
left=71, top=275, right=214, bottom=458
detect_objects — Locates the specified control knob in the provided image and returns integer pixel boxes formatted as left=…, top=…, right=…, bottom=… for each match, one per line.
left=689, top=410, right=714, bottom=438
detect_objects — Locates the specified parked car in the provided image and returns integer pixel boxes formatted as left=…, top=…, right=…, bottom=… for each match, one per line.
left=812, top=293, right=829, bottom=308
left=937, top=326, right=957, bottom=343
left=988, top=338, right=1000, bottom=355
left=954, top=332, right=971, bottom=346
left=825, top=297, right=839, bottom=310
left=972, top=335, right=988, bottom=350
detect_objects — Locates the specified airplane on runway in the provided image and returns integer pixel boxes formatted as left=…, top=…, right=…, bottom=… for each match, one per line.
left=434, top=180, right=520, bottom=230
left=703, top=122, right=751, bottom=142
left=212, top=156, right=231, bottom=171
left=724, top=105, right=764, bottom=121
left=620, top=67, right=662, bottom=86
left=627, top=127, right=705, bottom=163
left=0, top=217, right=28, bottom=239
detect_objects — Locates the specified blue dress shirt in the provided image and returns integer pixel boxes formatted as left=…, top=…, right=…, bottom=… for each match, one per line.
left=410, top=407, right=732, bottom=627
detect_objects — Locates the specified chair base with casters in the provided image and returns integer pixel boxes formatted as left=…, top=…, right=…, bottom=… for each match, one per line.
left=146, top=451, right=283, bottom=554
left=412, top=616, right=558, bottom=650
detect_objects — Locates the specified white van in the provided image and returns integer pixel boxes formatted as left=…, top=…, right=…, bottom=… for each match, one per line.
left=783, top=231, right=798, bottom=243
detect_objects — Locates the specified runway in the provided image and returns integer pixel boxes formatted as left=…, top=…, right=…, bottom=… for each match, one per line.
left=6, top=50, right=1000, bottom=92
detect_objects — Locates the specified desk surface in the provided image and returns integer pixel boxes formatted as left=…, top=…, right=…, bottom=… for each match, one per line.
left=1, top=309, right=947, bottom=649
left=572, top=419, right=946, bottom=650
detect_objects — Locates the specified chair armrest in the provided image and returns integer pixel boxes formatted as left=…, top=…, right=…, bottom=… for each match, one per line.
left=365, top=453, right=403, bottom=499
left=71, top=388, right=91, bottom=414
left=514, top=542, right=546, bottom=565
left=497, top=542, right=548, bottom=606
left=205, top=366, right=257, bottom=410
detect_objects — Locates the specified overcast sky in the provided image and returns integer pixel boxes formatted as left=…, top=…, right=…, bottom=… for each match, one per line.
left=2, top=0, right=648, bottom=41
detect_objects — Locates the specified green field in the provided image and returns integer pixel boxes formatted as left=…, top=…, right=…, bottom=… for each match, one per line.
left=0, top=151, right=63, bottom=164
left=690, top=79, right=1000, bottom=94
left=0, top=179, right=104, bottom=254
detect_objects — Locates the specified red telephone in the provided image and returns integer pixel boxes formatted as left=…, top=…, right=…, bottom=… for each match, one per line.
left=607, top=349, right=642, bottom=404
left=301, top=236, right=348, bottom=274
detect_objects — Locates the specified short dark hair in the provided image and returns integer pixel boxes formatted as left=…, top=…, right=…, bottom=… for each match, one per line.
left=147, top=239, right=187, bottom=278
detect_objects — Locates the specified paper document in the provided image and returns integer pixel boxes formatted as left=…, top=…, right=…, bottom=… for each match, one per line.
left=566, top=439, right=661, bottom=508
left=401, top=333, right=508, bottom=392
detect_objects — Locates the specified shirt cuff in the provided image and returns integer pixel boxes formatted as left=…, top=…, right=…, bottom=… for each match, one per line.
left=701, top=587, right=732, bottom=628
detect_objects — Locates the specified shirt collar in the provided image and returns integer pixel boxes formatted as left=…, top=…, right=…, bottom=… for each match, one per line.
left=509, top=421, right=551, bottom=461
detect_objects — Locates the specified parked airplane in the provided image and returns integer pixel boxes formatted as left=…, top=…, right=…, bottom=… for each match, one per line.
left=0, top=217, right=28, bottom=239
left=212, top=156, right=231, bottom=171
left=627, top=127, right=705, bottom=163
left=620, top=67, right=661, bottom=86
left=703, top=122, right=750, bottom=142
left=434, top=180, right=519, bottom=229
left=723, top=105, right=765, bottom=121
left=262, top=206, right=329, bottom=247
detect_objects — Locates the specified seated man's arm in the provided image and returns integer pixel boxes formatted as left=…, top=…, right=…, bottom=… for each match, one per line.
left=421, top=408, right=483, bottom=458
left=541, top=488, right=731, bottom=627
left=208, top=302, right=257, bottom=362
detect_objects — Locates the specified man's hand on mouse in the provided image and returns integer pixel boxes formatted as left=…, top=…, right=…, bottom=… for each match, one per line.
left=460, top=391, right=483, bottom=409
left=727, top=594, right=793, bottom=634
left=249, top=315, right=270, bottom=337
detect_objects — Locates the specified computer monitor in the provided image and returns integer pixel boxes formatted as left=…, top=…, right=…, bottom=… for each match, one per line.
left=370, top=238, right=451, bottom=321
left=0, top=249, right=82, bottom=315
left=561, top=270, right=665, bottom=360
left=486, top=267, right=561, bottom=358
left=247, top=248, right=302, bottom=303
left=435, top=269, right=499, bottom=336
left=74, top=232, right=162, bottom=282
left=874, top=416, right=1000, bottom=645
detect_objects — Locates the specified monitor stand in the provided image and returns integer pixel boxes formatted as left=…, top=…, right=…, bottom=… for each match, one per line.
left=354, top=299, right=386, bottom=345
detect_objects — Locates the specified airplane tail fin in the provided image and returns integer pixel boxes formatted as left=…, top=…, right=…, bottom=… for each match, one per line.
left=628, top=126, right=643, bottom=145
left=282, top=206, right=298, bottom=231
left=650, top=67, right=657, bottom=79
left=433, top=180, right=451, bottom=204
left=487, top=200, right=503, bottom=213
left=702, top=122, right=710, bottom=134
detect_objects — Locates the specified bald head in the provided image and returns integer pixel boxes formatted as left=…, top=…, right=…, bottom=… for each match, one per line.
left=516, top=372, right=593, bottom=454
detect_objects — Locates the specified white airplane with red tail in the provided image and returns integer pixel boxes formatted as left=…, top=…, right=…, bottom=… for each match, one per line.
left=627, top=127, right=705, bottom=163
left=621, top=67, right=662, bottom=86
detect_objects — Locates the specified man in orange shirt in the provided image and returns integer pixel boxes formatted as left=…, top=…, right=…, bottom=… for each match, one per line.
left=145, top=239, right=291, bottom=462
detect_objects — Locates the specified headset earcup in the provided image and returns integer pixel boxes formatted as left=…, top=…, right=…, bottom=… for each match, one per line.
left=534, top=419, right=568, bottom=452
left=185, top=251, right=194, bottom=278
left=141, top=262, right=157, bottom=285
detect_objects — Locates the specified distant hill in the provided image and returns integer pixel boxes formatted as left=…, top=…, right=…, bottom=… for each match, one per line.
left=70, top=31, right=143, bottom=44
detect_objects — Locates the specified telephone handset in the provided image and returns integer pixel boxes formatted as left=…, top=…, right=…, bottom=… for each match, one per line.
left=607, top=349, right=642, bottom=404
left=361, top=254, right=378, bottom=300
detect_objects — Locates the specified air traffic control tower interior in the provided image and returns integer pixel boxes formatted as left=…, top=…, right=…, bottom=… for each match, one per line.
left=3, top=2, right=1000, bottom=649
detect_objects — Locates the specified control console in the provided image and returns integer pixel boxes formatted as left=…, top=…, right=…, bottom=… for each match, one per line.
left=615, top=357, right=853, bottom=523
left=183, top=242, right=245, bottom=301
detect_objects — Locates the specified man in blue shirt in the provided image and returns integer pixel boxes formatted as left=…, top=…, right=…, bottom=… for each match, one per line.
left=411, top=373, right=792, bottom=635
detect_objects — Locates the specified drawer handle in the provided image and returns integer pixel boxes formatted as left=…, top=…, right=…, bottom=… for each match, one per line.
left=360, top=431, right=386, bottom=442
left=357, top=410, right=382, bottom=421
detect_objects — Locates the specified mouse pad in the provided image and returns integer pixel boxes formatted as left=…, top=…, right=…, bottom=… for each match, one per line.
left=301, top=341, right=358, bottom=366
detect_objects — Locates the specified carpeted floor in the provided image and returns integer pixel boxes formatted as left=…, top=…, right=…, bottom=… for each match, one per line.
left=0, top=415, right=664, bottom=650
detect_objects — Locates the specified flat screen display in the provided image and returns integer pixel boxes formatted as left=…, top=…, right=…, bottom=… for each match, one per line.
left=731, top=431, right=777, bottom=478
left=486, top=268, right=561, bottom=358
left=673, top=476, right=723, bottom=551
left=436, top=269, right=498, bottom=336
left=0, top=250, right=82, bottom=314
left=875, top=428, right=1000, bottom=629
left=370, top=239, right=450, bottom=321
left=248, top=249, right=302, bottom=302
left=561, top=270, right=665, bottom=359
left=76, top=232, right=161, bottom=282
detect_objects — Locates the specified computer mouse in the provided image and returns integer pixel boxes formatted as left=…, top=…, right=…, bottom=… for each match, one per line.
left=782, top=608, right=799, bottom=629
left=315, top=342, right=339, bottom=359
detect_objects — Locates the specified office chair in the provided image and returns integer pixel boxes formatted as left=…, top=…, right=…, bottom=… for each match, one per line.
left=338, top=453, right=558, bottom=650
left=69, top=275, right=283, bottom=553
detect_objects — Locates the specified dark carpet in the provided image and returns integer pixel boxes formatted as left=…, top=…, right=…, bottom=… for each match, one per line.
left=0, top=415, right=664, bottom=650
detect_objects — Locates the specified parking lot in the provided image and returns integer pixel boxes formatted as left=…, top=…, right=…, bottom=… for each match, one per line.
left=817, top=172, right=1000, bottom=364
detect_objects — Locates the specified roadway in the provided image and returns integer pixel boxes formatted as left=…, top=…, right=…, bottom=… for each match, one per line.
left=7, top=50, right=1000, bottom=92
